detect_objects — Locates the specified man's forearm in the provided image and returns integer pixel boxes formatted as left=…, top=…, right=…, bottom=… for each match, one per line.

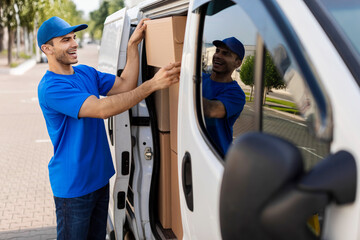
left=203, top=98, right=226, bottom=118
left=79, top=80, right=153, bottom=119
left=119, top=42, right=140, bottom=90
left=79, top=62, right=181, bottom=119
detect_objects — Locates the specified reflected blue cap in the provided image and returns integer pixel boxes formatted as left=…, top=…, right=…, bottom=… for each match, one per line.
left=37, top=16, right=88, bottom=49
left=213, top=37, right=245, bottom=60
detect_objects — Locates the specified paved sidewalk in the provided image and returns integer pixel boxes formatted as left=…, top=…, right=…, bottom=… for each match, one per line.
left=0, top=44, right=100, bottom=239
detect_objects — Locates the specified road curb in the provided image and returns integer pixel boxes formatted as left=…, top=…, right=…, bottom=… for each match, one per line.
left=0, top=58, right=37, bottom=76
left=9, top=58, right=37, bottom=75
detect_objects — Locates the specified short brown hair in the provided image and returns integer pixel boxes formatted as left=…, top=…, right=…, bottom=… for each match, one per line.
left=45, top=39, right=53, bottom=46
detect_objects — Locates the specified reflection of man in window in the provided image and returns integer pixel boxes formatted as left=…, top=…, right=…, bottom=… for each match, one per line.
left=203, top=37, right=246, bottom=155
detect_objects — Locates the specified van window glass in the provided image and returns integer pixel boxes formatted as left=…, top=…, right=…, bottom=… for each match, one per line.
left=199, top=4, right=257, bottom=157
left=199, top=1, right=331, bottom=168
left=261, top=51, right=330, bottom=171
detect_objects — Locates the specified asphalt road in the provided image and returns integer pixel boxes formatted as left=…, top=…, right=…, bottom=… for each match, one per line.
left=233, top=101, right=329, bottom=171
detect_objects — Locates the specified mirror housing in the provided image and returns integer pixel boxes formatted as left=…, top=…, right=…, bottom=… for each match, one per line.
left=220, top=133, right=357, bottom=240
left=220, top=132, right=304, bottom=239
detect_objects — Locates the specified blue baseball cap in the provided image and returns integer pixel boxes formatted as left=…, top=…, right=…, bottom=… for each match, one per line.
left=37, top=16, right=88, bottom=49
left=213, top=37, right=245, bottom=60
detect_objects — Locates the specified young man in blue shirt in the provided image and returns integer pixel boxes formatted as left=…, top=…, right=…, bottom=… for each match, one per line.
left=202, top=37, right=246, bottom=155
left=37, top=16, right=180, bottom=239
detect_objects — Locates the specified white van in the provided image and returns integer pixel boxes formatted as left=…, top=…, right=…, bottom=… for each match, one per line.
left=98, top=0, right=360, bottom=239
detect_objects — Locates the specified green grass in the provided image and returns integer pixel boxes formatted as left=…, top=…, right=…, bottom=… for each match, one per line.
left=19, top=52, right=31, bottom=59
left=266, top=105, right=299, bottom=114
left=244, top=93, right=296, bottom=107
left=265, top=97, right=299, bottom=114
left=243, top=92, right=299, bottom=114
left=1, top=50, right=31, bottom=59
left=10, top=62, right=19, bottom=68
left=265, top=97, right=297, bottom=108
left=0, top=50, right=7, bottom=56
left=1, top=50, right=32, bottom=68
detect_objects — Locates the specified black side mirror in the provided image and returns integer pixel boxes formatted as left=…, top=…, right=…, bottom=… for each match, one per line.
left=220, top=132, right=356, bottom=240
left=220, top=132, right=304, bottom=240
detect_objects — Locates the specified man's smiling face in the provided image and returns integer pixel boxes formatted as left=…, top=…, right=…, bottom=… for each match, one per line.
left=50, top=32, right=79, bottom=65
left=212, top=46, right=241, bottom=74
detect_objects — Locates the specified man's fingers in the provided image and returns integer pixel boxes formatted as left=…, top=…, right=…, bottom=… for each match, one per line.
left=173, top=76, right=180, bottom=83
left=131, top=18, right=150, bottom=39
left=163, top=62, right=176, bottom=71
left=168, top=66, right=181, bottom=76
left=141, top=18, right=151, bottom=24
left=137, top=18, right=150, bottom=29
left=173, top=61, right=181, bottom=67
left=163, top=61, right=181, bottom=71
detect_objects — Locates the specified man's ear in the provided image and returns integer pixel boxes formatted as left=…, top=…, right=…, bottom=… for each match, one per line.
left=235, top=58, right=242, bottom=69
left=41, top=44, right=53, bottom=55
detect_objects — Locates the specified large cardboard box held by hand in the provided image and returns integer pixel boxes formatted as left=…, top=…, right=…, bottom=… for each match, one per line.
left=145, top=16, right=187, bottom=67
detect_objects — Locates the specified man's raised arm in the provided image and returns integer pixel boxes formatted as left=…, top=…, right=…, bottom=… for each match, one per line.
left=78, top=62, right=181, bottom=119
left=107, top=18, right=149, bottom=96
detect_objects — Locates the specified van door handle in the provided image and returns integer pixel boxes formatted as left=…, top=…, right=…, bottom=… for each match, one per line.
left=182, top=152, right=194, bottom=211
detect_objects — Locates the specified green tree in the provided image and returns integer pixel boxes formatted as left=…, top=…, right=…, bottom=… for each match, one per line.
left=0, top=0, right=85, bottom=65
left=239, top=51, right=285, bottom=103
left=89, top=0, right=124, bottom=40
left=108, top=0, right=125, bottom=14
left=89, top=1, right=110, bottom=40
left=0, top=0, right=4, bottom=52
left=239, top=55, right=255, bottom=101
left=264, top=51, right=285, bottom=90
left=0, top=0, right=21, bottom=65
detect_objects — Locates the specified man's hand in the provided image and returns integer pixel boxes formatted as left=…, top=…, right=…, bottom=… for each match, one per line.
left=150, top=62, right=181, bottom=90
left=128, top=18, right=149, bottom=46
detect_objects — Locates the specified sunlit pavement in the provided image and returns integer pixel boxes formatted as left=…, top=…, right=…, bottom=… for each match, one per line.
left=0, top=44, right=100, bottom=239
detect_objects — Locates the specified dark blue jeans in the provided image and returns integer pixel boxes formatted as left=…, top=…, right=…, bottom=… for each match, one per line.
left=54, top=184, right=109, bottom=240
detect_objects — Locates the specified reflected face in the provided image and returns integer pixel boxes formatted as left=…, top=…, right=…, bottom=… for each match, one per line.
left=51, top=32, right=79, bottom=65
left=212, top=46, right=241, bottom=74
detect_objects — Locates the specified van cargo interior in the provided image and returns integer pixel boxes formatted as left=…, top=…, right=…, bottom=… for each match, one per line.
left=140, top=61, right=182, bottom=239
left=139, top=13, right=187, bottom=239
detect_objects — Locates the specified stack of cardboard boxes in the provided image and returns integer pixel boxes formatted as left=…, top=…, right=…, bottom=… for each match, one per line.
left=145, top=16, right=187, bottom=239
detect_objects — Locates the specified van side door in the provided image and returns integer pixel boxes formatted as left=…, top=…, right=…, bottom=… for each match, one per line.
left=179, top=0, right=358, bottom=239
left=98, top=8, right=132, bottom=240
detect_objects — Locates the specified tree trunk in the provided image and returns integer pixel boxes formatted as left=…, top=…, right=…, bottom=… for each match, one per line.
left=0, top=26, right=4, bottom=52
left=263, top=86, right=268, bottom=105
left=16, top=25, right=20, bottom=59
left=24, top=27, right=30, bottom=55
left=29, top=30, right=34, bottom=55
left=7, top=27, right=13, bottom=66
left=249, top=85, right=254, bottom=102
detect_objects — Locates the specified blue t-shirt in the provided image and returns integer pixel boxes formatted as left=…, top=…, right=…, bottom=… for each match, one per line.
left=202, top=73, right=246, bottom=155
left=38, top=65, right=116, bottom=198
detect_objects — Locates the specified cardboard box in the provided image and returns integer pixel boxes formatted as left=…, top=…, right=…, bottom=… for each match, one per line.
left=145, top=16, right=187, bottom=67
left=158, top=133, right=172, bottom=228
left=171, top=150, right=183, bottom=239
